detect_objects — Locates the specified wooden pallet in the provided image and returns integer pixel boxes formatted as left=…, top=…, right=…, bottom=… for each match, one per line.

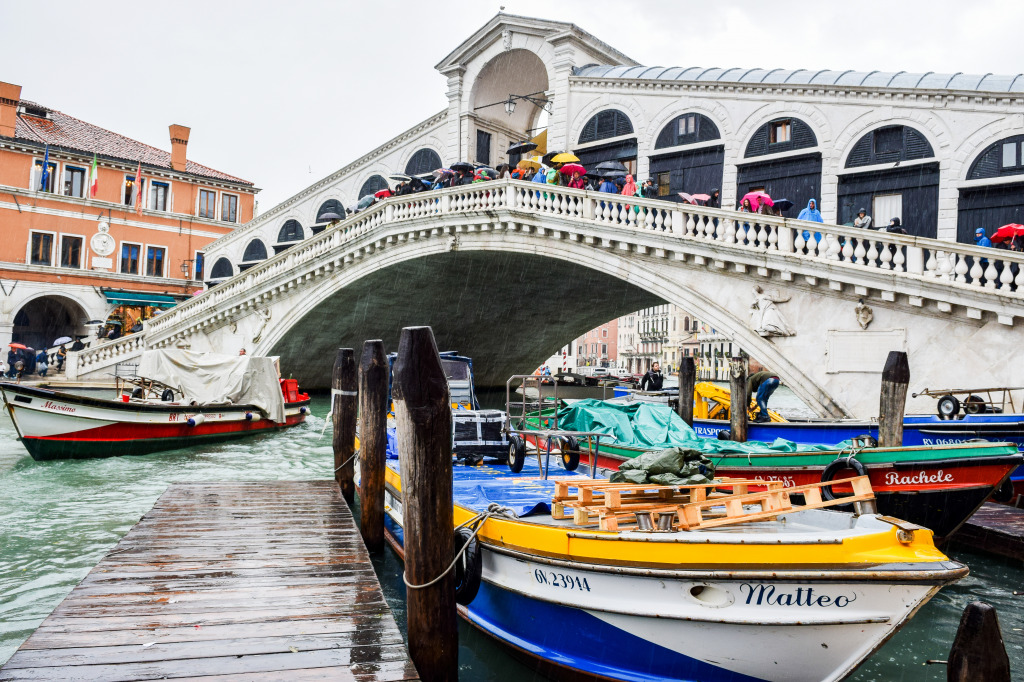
left=553, top=477, right=875, bottom=531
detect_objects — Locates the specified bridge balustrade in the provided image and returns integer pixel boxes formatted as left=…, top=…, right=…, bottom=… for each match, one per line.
left=139, top=179, right=1023, bottom=348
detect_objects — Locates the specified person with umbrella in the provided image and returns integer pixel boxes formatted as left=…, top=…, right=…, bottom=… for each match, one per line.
left=641, top=178, right=657, bottom=198
left=56, top=344, right=67, bottom=372
left=560, top=162, right=587, bottom=190
left=6, top=347, right=17, bottom=378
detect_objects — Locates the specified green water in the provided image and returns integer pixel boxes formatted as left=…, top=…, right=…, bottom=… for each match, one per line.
left=1, top=392, right=1021, bottom=680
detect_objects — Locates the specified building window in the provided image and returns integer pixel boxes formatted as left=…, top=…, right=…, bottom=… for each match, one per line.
left=602, top=328, right=608, bottom=338
left=656, top=171, right=671, bottom=197
left=684, top=348, right=690, bottom=356
left=677, top=114, right=696, bottom=137
left=195, top=252, right=205, bottom=280
left=120, top=242, right=141, bottom=274
left=601, top=343, right=608, bottom=356
left=60, top=235, right=82, bottom=268
left=145, top=246, right=166, bottom=277
left=221, top=194, right=238, bottom=223
left=578, top=345, right=585, bottom=355
left=123, top=174, right=144, bottom=206
left=30, top=232, right=54, bottom=265
left=150, top=182, right=169, bottom=211
left=63, top=166, right=86, bottom=198
left=874, top=127, right=903, bottom=155
left=578, top=110, right=634, bottom=145
left=35, top=160, right=57, bottom=192
left=769, top=120, right=791, bottom=144
left=476, top=130, right=491, bottom=166
left=198, top=190, right=216, bottom=219
left=405, top=148, right=443, bottom=176
left=1002, top=142, right=1017, bottom=168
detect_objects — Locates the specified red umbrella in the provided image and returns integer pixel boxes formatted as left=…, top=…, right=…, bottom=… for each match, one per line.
left=558, top=163, right=586, bottom=176
left=8, top=343, right=28, bottom=350
left=374, top=189, right=392, bottom=199
left=991, top=224, right=1024, bottom=243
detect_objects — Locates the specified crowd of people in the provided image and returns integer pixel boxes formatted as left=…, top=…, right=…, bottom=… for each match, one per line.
left=4, top=339, right=83, bottom=381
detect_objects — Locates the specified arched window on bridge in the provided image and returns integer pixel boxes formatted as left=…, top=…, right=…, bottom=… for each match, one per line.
left=275, top=220, right=304, bottom=254
left=651, top=113, right=723, bottom=200
left=313, top=199, right=346, bottom=234
left=358, top=175, right=389, bottom=199
left=575, top=109, right=637, bottom=175
left=208, top=257, right=233, bottom=282
left=838, top=125, right=938, bottom=238
left=238, top=239, right=268, bottom=272
left=958, top=133, right=1024, bottom=243
left=738, top=117, right=820, bottom=219
left=405, top=149, right=442, bottom=177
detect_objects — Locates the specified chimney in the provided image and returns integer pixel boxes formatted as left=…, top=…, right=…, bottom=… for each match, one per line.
left=169, top=124, right=190, bottom=172
left=0, top=81, right=22, bottom=138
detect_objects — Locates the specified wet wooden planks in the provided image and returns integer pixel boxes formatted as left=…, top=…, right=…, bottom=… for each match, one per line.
left=954, top=502, right=1024, bottom=561
left=0, top=481, right=418, bottom=682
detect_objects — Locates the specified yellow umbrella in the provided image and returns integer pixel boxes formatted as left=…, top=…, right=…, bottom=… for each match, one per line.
left=517, top=156, right=542, bottom=170
left=550, top=152, right=580, bottom=163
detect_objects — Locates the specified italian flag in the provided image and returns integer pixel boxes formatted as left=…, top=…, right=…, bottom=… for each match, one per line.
left=89, top=154, right=99, bottom=198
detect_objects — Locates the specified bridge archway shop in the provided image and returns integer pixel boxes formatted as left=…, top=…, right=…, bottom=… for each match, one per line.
left=737, top=117, right=821, bottom=218
left=11, top=294, right=90, bottom=352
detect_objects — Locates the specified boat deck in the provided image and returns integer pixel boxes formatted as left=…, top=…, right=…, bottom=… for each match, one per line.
left=953, top=501, right=1024, bottom=561
left=0, top=481, right=418, bottom=681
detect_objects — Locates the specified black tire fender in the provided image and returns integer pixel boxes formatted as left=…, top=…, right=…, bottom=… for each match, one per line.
left=453, top=526, right=482, bottom=606
left=507, top=434, right=526, bottom=473
left=993, top=479, right=1015, bottom=504
left=821, top=457, right=868, bottom=502
left=560, top=436, right=580, bottom=472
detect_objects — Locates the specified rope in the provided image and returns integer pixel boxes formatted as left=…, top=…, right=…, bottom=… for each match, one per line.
left=403, top=503, right=518, bottom=590
left=334, top=449, right=360, bottom=472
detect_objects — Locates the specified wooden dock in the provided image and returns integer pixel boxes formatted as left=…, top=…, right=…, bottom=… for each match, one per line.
left=954, top=502, right=1024, bottom=562
left=0, top=481, right=418, bottom=681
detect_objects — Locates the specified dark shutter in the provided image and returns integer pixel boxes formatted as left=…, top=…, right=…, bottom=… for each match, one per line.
left=654, top=114, right=720, bottom=149
left=476, top=131, right=491, bottom=166
left=277, top=220, right=303, bottom=243
left=847, top=126, right=934, bottom=168
left=404, top=149, right=442, bottom=176
left=578, top=110, right=634, bottom=145
left=209, top=257, right=233, bottom=279
left=242, top=239, right=268, bottom=262
left=316, top=199, right=344, bottom=222
left=846, top=136, right=872, bottom=168
left=358, top=175, right=389, bottom=198
left=745, top=118, right=818, bottom=158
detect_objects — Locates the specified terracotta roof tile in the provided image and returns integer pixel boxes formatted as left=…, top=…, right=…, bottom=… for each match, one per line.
left=10, top=100, right=253, bottom=186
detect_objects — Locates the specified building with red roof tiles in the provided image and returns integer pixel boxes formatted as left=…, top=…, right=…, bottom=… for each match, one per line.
left=0, top=81, right=258, bottom=360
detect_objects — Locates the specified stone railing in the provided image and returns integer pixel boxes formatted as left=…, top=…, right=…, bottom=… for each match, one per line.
left=65, top=333, right=147, bottom=381
left=143, top=179, right=1024, bottom=346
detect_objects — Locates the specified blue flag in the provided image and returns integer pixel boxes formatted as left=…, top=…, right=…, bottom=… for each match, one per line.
left=40, top=145, right=50, bottom=191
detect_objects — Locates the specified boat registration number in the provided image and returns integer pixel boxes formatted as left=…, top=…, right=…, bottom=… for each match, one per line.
left=534, top=568, right=591, bottom=592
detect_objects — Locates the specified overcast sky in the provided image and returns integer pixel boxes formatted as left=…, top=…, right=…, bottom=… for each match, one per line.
left=3, top=0, right=1022, bottom=211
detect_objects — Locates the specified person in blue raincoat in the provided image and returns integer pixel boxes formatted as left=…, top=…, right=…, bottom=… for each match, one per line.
left=974, top=228, right=992, bottom=248
left=798, top=198, right=823, bottom=242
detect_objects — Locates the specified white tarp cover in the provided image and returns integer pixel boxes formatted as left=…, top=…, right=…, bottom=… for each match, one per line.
left=137, top=349, right=286, bottom=423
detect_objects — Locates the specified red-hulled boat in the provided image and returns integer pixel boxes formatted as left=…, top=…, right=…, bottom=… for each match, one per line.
left=1, top=350, right=310, bottom=460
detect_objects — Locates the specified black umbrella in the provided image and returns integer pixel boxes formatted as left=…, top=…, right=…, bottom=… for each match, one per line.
left=507, top=141, right=538, bottom=156
left=357, top=195, right=375, bottom=210
left=450, top=161, right=474, bottom=173
left=542, top=151, right=566, bottom=166
left=774, top=199, right=795, bottom=212
left=596, top=168, right=627, bottom=178
left=595, top=160, right=628, bottom=173
left=388, top=173, right=411, bottom=182
left=317, top=212, right=343, bottom=222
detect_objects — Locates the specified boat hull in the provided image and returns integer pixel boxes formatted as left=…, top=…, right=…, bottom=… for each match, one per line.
left=381, top=494, right=957, bottom=682
left=1, top=383, right=309, bottom=460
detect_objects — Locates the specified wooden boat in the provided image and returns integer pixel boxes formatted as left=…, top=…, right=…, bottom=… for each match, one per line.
left=1, top=350, right=310, bottom=460
left=519, top=402, right=1022, bottom=542
left=381, top=457, right=967, bottom=682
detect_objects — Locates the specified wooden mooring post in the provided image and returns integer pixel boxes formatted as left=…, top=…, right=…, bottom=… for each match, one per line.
left=878, top=351, right=910, bottom=448
left=393, top=326, right=457, bottom=681
left=332, top=348, right=357, bottom=505
left=677, top=356, right=696, bottom=427
left=946, top=601, right=1011, bottom=681
left=729, top=354, right=749, bottom=443
left=359, top=339, right=388, bottom=553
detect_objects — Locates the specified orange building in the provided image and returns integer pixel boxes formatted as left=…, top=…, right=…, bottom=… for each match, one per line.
left=0, top=80, right=257, bottom=354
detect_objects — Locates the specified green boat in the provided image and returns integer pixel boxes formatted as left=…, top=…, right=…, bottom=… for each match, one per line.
left=515, top=399, right=1022, bottom=542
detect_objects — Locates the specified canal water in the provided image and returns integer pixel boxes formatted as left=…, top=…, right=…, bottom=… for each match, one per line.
left=1, top=389, right=1021, bottom=680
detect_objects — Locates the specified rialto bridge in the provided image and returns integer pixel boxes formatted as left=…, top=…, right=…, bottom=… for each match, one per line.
left=67, top=181, right=1024, bottom=420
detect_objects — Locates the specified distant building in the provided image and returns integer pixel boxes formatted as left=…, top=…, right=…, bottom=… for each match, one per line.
left=0, top=81, right=257, bottom=352
left=617, top=305, right=700, bottom=374
left=542, top=318, right=617, bottom=372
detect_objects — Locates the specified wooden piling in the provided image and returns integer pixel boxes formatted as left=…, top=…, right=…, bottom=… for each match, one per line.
left=878, top=350, right=910, bottom=448
left=947, top=601, right=1011, bottom=682
left=729, top=354, right=749, bottom=443
left=392, top=326, right=457, bottom=682
left=358, top=339, right=388, bottom=553
left=677, top=356, right=696, bottom=426
left=331, top=348, right=357, bottom=505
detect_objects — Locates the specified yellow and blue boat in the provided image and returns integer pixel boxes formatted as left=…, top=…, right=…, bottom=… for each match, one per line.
left=381, top=455, right=966, bottom=682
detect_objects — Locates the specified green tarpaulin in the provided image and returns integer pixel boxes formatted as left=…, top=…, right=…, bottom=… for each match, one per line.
left=555, top=399, right=842, bottom=456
